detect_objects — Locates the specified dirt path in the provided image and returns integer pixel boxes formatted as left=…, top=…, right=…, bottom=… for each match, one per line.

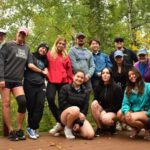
left=0, top=131, right=150, bottom=150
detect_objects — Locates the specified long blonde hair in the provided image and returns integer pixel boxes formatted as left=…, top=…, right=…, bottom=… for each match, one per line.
left=50, top=37, right=68, bottom=59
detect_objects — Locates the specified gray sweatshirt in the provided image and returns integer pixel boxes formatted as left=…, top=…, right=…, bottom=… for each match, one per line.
left=69, top=46, right=95, bottom=78
left=0, top=41, right=30, bottom=82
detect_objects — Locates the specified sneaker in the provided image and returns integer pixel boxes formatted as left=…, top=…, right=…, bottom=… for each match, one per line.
left=35, top=130, right=40, bottom=138
left=16, top=129, right=26, bottom=140
left=129, top=128, right=140, bottom=139
left=116, top=122, right=122, bottom=131
left=49, top=123, right=63, bottom=136
left=27, top=128, right=37, bottom=140
left=144, top=129, right=150, bottom=140
left=95, top=128, right=104, bottom=137
left=64, top=126, right=75, bottom=139
left=110, top=125, right=117, bottom=135
left=8, top=130, right=19, bottom=141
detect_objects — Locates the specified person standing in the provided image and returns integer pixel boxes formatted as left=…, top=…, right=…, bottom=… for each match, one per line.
left=134, top=49, right=150, bottom=83
left=110, top=37, right=138, bottom=65
left=47, top=37, right=73, bottom=136
left=69, top=32, right=95, bottom=91
left=89, top=39, right=112, bottom=90
left=24, top=43, right=49, bottom=139
left=0, top=28, right=7, bottom=49
left=0, top=27, right=29, bottom=141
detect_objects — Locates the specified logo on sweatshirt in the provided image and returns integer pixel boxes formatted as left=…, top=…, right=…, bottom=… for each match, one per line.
left=16, top=48, right=27, bottom=59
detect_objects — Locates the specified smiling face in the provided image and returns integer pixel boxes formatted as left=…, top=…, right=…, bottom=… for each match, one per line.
left=90, top=40, right=100, bottom=53
left=115, top=41, right=124, bottom=50
left=138, top=54, right=148, bottom=63
left=115, top=56, right=124, bottom=64
left=76, top=36, right=85, bottom=47
left=38, top=47, right=47, bottom=56
left=56, top=40, right=66, bottom=52
left=128, top=70, right=137, bottom=83
left=101, top=68, right=111, bottom=84
left=16, top=32, right=27, bottom=44
left=73, top=71, right=85, bottom=87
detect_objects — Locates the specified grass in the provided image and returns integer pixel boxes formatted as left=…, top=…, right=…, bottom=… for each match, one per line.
left=0, top=93, right=96, bottom=136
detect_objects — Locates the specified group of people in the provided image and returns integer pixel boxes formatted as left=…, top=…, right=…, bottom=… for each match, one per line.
left=0, top=27, right=150, bottom=142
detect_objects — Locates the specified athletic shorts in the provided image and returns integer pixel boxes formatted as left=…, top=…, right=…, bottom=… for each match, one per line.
left=5, top=81, right=23, bottom=89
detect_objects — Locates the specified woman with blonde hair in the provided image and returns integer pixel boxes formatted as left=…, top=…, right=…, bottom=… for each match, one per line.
left=46, top=37, right=73, bottom=136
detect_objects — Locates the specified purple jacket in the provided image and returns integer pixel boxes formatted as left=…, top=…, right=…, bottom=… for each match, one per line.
left=134, top=59, right=150, bottom=83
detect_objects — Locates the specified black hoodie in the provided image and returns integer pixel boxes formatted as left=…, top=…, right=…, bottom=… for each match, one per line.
left=24, top=49, right=48, bottom=85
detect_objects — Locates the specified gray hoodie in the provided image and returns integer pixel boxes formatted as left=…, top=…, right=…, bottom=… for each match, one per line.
left=0, top=41, right=30, bottom=82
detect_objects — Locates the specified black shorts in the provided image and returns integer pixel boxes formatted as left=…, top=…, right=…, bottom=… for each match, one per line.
left=5, top=81, right=23, bottom=89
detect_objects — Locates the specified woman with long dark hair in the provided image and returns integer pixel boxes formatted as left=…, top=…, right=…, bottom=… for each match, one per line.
left=112, top=50, right=132, bottom=131
left=118, top=67, right=150, bottom=139
left=91, top=67, right=123, bottom=136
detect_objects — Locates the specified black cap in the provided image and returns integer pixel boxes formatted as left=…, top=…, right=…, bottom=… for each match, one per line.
left=114, top=37, right=124, bottom=42
left=37, top=43, right=49, bottom=51
left=76, top=32, right=85, bottom=39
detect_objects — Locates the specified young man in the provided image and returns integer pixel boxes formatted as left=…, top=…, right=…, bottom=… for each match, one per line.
left=89, top=39, right=112, bottom=90
left=69, top=32, right=95, bottom=91
left=110, top=37, right=138, bottom=65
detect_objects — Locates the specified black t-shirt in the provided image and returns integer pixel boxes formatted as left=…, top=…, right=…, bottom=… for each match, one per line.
left=24, top=52, right=48, bottom=85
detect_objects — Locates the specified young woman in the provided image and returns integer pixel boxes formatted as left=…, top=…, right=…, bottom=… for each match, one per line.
left=59, top=70, right=94, bottom=139
left=118, top=67, right=150, bottom=139
left=112, top=50, right=132, bottom=131
left=91, top=67, right=123, bottom=137
left=24, top=43, right=49, bottom=139
left=46, top=37, right=73, bottom=135
left=0, top=27, right=29, bottom=141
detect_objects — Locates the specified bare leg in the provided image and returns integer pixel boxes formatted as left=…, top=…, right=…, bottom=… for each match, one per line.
left=1, top=88, right=13, bottom=132
left=91, top=100, right=103, bottom=127
left=79, top=119, right=94, bottom=139
left=125, top=111, right=148, bottom=129
left=61, top=106, right=80, bottom=128
left=101, top=111, right=116, bottom=126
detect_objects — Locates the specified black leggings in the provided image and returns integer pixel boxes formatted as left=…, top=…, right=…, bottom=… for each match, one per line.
left=24, top=81, right=46, bottom=130
left=46, top=82, right=66, bottom=122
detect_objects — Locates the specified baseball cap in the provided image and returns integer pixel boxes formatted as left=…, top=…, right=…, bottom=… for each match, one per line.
left=76, top=32, right=85, bottom=39
left=114, top=50, right=124, bottom=58
left=18, top=27, right=29, bottom=36
left=137, top=49, right=147, bottom=56
left=0, top=29, right=7, bottom=34
left=114, top=37, right=124, bottom=42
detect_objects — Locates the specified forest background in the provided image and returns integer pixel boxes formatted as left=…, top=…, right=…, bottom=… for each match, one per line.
left=1, top=0, right=150, bottom=53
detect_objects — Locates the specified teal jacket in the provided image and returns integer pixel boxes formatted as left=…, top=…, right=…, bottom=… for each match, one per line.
left=121, top=83, right=150, bottom=117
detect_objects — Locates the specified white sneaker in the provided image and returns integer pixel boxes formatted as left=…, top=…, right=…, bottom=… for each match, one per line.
left=27, top=128, right=37, bottom=140
left=144, top=130, right=150, bottom=140
left=35, top=130, right=40, bottom=138
left=49, top=123, right=63, bottom=136
left=116, top=122, right=122, bottom=131
left=64, top=126, right=75, bottom=139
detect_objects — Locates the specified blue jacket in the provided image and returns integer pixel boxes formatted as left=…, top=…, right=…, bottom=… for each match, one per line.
left=121, top=83, right=150, bottom=117
left=92, top=51, right=112, bottom=78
